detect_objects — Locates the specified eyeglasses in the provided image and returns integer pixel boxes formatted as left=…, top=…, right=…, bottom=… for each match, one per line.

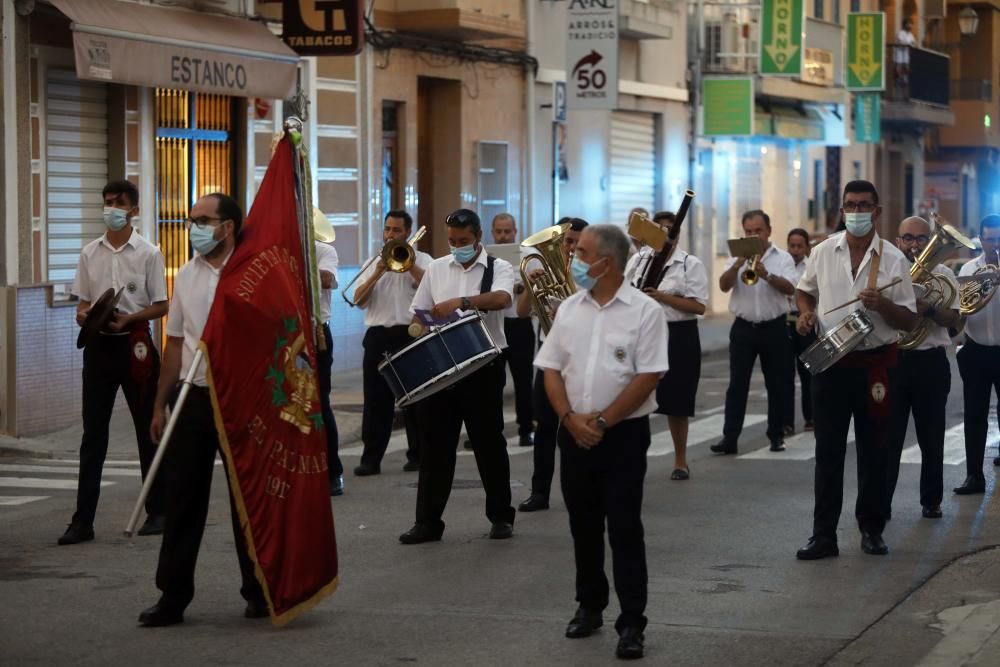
left=900, top=234, right=929, bottom=244
left=842, top=202, right=877, bottom=212
left=185, top=216, right=222, bottom=230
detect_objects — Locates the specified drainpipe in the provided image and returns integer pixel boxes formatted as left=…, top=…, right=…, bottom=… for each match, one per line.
left=525, top=0, right=536, bottom=234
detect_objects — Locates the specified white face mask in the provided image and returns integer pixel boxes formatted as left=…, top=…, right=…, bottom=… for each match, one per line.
left=844, top=212, right=873, bottom=237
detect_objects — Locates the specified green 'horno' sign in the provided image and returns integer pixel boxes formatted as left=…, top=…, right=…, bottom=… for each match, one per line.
left=846, top=12, right=885, bottom=90
left=760, top=0, right=804, bottom=76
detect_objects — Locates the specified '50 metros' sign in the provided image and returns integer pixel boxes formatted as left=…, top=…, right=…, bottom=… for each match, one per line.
left=566, top=0, right=619, bottom=110
left=283, top=0, right=364, bottom=56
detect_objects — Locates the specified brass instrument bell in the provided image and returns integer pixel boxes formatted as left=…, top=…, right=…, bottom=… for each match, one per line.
left=741, top=255, right=761, bottom=286
left=520, top=223, right=575, bottom=334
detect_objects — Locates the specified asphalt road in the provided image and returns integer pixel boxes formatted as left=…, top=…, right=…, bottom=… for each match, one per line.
left=2, top=352, right=999, bottom=666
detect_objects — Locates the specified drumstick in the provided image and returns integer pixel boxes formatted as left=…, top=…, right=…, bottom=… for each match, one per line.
left=823, top=278, right=903, bottom=315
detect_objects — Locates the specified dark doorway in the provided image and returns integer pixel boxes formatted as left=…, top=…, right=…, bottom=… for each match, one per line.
left=417, top=77, right=462, bottom=257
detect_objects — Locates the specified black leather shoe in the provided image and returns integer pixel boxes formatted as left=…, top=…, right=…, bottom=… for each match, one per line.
left=796, top=537, right=839, bottom=560
left=861, top=531, right=889, bottom=555
left=244, top=599, right=269, bottom=619
left=616, top=627, right=645, bottom=659
left=353, top=463, right=380, bottom=477
left=57, top=523, right=94, bottom=546
left=518, top=433, right=534, bottom=447
left=710, top=438, right=737, bottom=455
left=922, top=505, right=943, bottom=519
left=399, top=523, right=443, bottom=544
left=518, top=494, right=550, bottom=512
left=402, top=460, right=420, bottom=472
left=565, top=607, right=603, bottom=638
left=137, top=514, right=165, bottom=536
left=489, top=521, right=513, bottom=540
left=138, top=603, right=184, bottom=627
left=954, top=476, right=986, bottom=495
left=769, top=439, right=786, bottom=452
left=330, top=475, right=344, bottom=497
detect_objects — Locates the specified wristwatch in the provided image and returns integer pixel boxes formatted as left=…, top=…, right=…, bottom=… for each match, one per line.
left=595, top=414, right=609, bottom=431
left=460, top=296, right=471, bottom=310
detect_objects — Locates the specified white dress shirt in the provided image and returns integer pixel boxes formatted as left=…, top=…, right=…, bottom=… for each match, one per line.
left=959, top=254, right=1000, bottom=346
left=71, top=229, right=168, bottom=314
left=315, top=241, right=339, bottom=323
left=788, top=257, right=809, bottom=312
left=535, top=281, right=669, bottom=419
left=410, top=248, right=514, bottom=349
left=914, top=263, right=956, bottom=350
left=652, top=249, right=709, bottom=322
left=624, top=245, right=654, bottom=286
left=358, top=249, right=432, bottom=327
left=502, top=245, right=533, bottom=319
left=726, top=244, right=796, bottom=322
left=165, top=251, right=232, bottom=387
left=797, top=231, right=916, bottom=350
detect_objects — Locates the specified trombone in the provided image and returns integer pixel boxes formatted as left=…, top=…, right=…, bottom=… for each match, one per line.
left=341, top=226, right=427, bottom=307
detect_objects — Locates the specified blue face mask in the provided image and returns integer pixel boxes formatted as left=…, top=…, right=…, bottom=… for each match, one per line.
left=190, top=223, right=222, bottom=256
left=844, top=212, right=873, bottom=237
left=450, top=242, right=478, bottom=264
left=103, top=206, right=130, bottom=231
left=571, top=256, right=605, bottom=290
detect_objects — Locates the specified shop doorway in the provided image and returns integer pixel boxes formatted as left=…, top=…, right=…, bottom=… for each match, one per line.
left=416, top=77, right=461, bottom=257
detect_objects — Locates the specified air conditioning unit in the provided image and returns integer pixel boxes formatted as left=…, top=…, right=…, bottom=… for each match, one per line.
left=924, top=0, right=947, bottom=20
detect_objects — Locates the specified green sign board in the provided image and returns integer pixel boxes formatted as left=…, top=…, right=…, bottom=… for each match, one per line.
left=846, top=12, right=885, bottom=90
left=760, top=0, right=804, bottom=76
left=855, top=93, right=881, bottom=143
left=703, top=77, right=754, bottom=136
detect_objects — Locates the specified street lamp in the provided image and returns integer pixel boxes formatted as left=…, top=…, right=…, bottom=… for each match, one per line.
left=958, top=7, right=980, bottom=38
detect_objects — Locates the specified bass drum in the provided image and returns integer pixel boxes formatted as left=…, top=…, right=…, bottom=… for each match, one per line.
left=378, top=313, right=501, bottom=407
left=799, top=310, right=874, bottom=376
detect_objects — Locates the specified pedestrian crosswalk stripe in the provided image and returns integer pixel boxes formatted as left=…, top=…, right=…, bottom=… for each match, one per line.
left=0, top=477, right=113, bottom=490
left=0, top=464, right=141, bottom=477
left=43, top=459, right=142, bottom=467
left=647, top=414, right=767, bottom=457
left=0, top=496, right=49, bottom=506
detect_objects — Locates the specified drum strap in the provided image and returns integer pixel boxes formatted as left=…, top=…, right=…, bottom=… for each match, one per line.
left=479, top=255, right=496, bottom=294
left=866, top=240, right=882, bottom=290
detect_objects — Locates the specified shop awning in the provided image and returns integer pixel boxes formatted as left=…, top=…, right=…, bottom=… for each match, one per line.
left=50, top=0, right=299, bottom=100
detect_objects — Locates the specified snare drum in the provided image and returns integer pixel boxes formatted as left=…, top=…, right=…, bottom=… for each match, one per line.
left=378, top=313, right=501, bottom=407
left=799, top=310, right=874, bottom=376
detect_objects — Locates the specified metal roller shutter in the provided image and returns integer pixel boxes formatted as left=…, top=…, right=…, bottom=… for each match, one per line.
left=610, top=111, right=656, bottom=227
left=45, top=69, right=109, bottom=283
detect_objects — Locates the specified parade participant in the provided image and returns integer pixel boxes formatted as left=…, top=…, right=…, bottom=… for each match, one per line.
left=784, top=228, right=815, bottom=435
left=795, top=180, right=917, bottom=560
left=314, top=216, right=345, bottom=496
left=712, top=210, right=796, bottom=455
left=639, top=211, right=708, bottom=480
left=955, top=214, right=1000, bottom=494
left=59, top=180, right=168, bottom=546
left=492, top=212, right=535, bottom=447
left=353, top=210, right=430, bottom=476
left=400, top=209, right=516, bottom=543
left=536, top=224, right=668, bottom=660
left=139, top=193, right=267, bottom=626
left=886, top=216, right=957, bottom=518
left=517, top=217, right=586, bottom=513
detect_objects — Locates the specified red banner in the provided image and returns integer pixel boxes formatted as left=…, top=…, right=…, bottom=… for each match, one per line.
left=200, top=136, right=337, bottom=625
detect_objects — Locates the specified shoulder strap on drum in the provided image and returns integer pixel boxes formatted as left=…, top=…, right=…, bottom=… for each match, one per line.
left=480, top=254, right=496, bottom=294
left=866, top=240, right=882, bottom=290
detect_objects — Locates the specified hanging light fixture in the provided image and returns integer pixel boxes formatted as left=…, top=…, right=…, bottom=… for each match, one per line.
left=958, top=6, right=980, bottom=38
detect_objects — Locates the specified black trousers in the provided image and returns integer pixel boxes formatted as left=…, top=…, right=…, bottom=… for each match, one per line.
left=360, top=325, right=421, bottom=467
left=503, top=317, right=536, bottom=437
left=317, top=323, right=343, bottom=477
left=783, top=319, right=815, bottom=428
left=957, top=338, right=1000, bottom=483
left=886, top=347, right=949, bottom=511
left=559, top=416, right=650, bottom=633
left=723, top=316, right=789, bottom=443
left=811, top=356, right=896, bottom=541
left=74, top=332, right=163, bottom=527
left=530, top=369, right=559, bottom=499
left=155, top=388, right=263, bottom=611
left=414, top=359, right=515, bottom=529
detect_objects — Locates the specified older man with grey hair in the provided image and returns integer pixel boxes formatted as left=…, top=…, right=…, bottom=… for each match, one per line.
left=535, top=223, right=668, bottom=660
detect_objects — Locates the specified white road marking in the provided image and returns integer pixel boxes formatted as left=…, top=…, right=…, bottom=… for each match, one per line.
left=647, top=414, right=767, bottom=457
left=0, top=496, right=48, bottom=506
left=0, top=464, right=140, bottom=477
left=0, top=477, right=113, bottom=490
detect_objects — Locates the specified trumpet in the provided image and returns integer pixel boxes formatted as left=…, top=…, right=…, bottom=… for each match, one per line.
left=741, top=255, right=761, bottom=286
left=520, top=223, right=575, bottom=334
left=341, top=226, right=427, bottom=307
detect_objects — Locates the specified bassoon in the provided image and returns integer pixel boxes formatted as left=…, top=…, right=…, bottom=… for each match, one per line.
left=638, top=190, right=695, bottom=291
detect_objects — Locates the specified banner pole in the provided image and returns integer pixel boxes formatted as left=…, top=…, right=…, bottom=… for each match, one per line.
left=123, top=348, right=205, bottom=537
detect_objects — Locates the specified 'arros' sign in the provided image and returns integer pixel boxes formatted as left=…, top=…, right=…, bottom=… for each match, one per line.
left=283, top=0, right=364, bottom=56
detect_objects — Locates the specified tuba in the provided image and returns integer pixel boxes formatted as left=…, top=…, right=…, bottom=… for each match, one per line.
left=520, top=223, right=575, bottom=334
left=899, top=217, right=976, bottom=349
left=341, top=226, right=427, bottom=306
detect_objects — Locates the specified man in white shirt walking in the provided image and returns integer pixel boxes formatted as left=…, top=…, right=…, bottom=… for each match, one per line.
left=712, top=210, right=797, bottom=454
left=536, top=224, right=668, bottom=660
left=314, top=227, right=344, bottom=495
left=60, top=180, right=169, bottom=546
left=784, top=228, right=815, bottom=435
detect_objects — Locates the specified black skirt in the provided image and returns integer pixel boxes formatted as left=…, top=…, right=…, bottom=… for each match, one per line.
left=655, top=319, right=701, bottom=418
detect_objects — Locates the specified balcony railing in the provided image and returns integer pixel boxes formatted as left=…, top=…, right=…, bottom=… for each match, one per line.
left=950, top=79, right=993, bottom=101
left=886, top=44, right=950, bottom=107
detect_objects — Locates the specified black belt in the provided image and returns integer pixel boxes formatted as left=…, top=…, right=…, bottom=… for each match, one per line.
left=900, top=346, right=947, bottom=356
left=736, top=315, right=785, bottom=328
